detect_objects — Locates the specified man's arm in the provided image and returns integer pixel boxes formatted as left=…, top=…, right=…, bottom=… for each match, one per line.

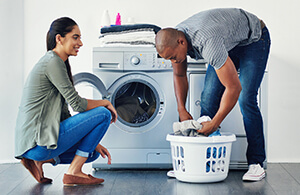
left=172, top=58, right=193, bottom=121
left=198, top=56, right=242, bottom=135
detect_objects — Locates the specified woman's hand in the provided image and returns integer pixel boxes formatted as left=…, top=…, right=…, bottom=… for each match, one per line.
left=104, top=100, right=118, bottom=124
left=96, top=144, right=111, bottom=164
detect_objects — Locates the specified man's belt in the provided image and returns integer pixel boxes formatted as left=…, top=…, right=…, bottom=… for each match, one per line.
left=260, top=20, right=266, bottom=29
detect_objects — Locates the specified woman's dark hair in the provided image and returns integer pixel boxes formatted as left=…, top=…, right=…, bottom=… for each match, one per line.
left=46, top=17, right=77, bottom=84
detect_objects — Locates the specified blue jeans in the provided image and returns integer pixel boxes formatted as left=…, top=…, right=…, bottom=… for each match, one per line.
left=23, top=107, right=111, bottom=165
left=200, top=27, right=271, bottom=166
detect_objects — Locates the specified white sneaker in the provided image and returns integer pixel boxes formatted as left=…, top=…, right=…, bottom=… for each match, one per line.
left=242, top=164, right=265, bottom=181
left=167, top=170, right=175, bottom=178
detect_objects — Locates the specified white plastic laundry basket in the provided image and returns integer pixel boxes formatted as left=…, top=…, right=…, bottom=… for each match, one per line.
left=166, top=132, right=236, bottom=183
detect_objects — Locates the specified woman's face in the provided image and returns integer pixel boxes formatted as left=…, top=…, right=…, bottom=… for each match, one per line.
left=60, top=25, right=83, bottom=57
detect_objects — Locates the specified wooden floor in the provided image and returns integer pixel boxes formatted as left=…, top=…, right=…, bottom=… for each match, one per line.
left=1, top=163, right=300, bottom=195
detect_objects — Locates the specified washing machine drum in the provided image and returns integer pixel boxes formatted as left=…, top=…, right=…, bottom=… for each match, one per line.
left=73, top=72, right=163, bottom=131
left=114, top=82, right=157, bottom=124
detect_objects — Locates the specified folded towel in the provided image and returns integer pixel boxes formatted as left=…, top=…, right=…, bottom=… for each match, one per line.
left=101, top=41, right=154, bottom=46
left=98, top=44, right=154, bottom=48
left=100, top=24, right=161, bottom=34
left=99, top=31, right=156, bottom=46
left=173, top=116, right=221, bottom=137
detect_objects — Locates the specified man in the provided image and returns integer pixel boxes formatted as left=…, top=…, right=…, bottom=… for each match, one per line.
left=155, top=8, right=270, bottom=181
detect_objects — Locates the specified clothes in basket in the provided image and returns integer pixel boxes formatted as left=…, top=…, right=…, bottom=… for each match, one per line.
left=172, top=116, right=221, bottom=173
left=172, top=116, right=221, bottom=137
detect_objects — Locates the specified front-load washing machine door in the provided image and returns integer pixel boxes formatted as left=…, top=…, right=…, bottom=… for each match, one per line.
left=108, top=73, right=165, bottom=134
left=71, top=72, right=109, bottom=115
left=73, top=72, right=109, bottom=98
left=72, top=72, right=165, bottom=133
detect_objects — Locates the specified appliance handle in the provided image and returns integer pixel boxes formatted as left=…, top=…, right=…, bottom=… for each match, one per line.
left=73, top=72, right=109, bottom=99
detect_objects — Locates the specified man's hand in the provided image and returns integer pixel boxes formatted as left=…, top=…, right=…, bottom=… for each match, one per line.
left=197, top=121, right=219, bottom=136
left=178, top=108, right=193, bottom=122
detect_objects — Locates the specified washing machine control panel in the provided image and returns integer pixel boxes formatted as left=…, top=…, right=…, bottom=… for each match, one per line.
left=124, top=52, right=172, bottom=71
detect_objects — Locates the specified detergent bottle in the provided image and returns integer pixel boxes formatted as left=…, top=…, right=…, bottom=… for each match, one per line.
left=115, top=13, right=121, bottom=25
left=101, top=10, right=111, bottom=27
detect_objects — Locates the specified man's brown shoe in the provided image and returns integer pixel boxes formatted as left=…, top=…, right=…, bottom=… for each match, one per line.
left=21, top=158, right=52, bottom=184
left=63, top=174, right=104, bottom=186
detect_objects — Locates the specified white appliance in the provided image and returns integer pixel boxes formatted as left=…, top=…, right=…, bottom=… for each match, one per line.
left=73, top=47, right=268, bottom=170
left=73, top=47, right=176, bottom=169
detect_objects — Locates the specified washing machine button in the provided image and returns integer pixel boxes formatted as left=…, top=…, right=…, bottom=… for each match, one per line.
left=131, top=56, right=140, bottom=65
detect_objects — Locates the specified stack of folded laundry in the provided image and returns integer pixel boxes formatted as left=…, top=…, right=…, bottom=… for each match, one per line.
left=99, top=24, right=161, bottom=46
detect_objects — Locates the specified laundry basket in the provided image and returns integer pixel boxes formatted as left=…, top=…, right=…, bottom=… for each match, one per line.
left=166, top=132, right=236, bottom=183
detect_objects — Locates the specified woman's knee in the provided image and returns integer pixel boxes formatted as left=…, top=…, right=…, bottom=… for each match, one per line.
left=100, top=107, right=111, bottom=122
left=92, top=106, right=112, bottom=122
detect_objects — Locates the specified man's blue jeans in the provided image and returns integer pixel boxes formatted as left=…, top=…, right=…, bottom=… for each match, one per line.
left=23, top=107, right=111, bottom=165
left=200, top=27, right=271, bottom=166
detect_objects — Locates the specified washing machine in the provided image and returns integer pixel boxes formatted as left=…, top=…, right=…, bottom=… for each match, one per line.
left=73, top=47, right=268, bottom=170
left=73, top=46, right=176, bottom=169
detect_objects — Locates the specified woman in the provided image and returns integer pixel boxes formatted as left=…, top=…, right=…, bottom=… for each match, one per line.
left=15, top=17, right=117, bottom=186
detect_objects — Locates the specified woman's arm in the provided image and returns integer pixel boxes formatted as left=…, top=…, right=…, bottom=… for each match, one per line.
left=45, top=57, right=118, bottom=123
left=86, top=99, right=117, bottom=123
left=46, top=58, right=87, bottom=112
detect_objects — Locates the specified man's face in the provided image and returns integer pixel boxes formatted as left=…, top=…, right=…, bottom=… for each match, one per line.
left=159, top=44, right=187, bottom=64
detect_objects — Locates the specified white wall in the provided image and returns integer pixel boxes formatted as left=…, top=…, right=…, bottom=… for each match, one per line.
left=1, top=0, right=299, bottom=163
left=0, top=0, right=24, bottom=163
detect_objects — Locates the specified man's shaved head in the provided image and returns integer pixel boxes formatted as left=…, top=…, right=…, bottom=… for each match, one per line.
left=155, top=28, right=182, bottom=54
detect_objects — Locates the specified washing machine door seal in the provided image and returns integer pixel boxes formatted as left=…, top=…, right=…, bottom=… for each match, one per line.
left=73, top=72, right=109, bottom=99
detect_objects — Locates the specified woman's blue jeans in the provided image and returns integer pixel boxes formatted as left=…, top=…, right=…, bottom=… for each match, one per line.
left=23, top=106, right=111, bottom=165
left=200, top=27, right=271, bottom=166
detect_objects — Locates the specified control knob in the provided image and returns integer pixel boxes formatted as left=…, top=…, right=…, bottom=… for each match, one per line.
left=131, top=56, right=140, bottom=65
